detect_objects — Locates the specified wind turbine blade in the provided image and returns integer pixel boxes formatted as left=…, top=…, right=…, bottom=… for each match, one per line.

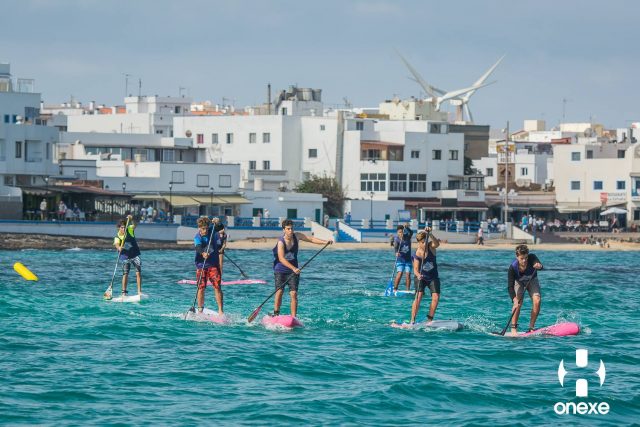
left=464, top=103, right=474, bottom=123
left=440, top=81, right=495, bottom=104
left=395, top=50, right=445, bottom=97
left=462, top=55, right=505, bottom=102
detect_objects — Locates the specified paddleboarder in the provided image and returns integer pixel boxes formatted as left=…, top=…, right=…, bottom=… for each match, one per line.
left=272, top=219, right=332, bottom=317
left=391, top=224, right=413, bottom=291
left=507, top=244, right=543, bottom=336
left=113, top=214, right=142, bottom=296
left=194, top=216, right=223, bottom=314
left=410, top=227, right=440, bottom=324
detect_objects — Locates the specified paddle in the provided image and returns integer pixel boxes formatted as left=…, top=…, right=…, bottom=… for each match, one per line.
left=185, top=224, right=216, bottom=319
left=497, top=271, right=538, bottom=336
left=384, top=253, right=400, bottom=296
left=223, top=252, right=249, bottom=279
left=248, top=241, right=331, bottom=323
left=103, top=216, right=130, bottom=300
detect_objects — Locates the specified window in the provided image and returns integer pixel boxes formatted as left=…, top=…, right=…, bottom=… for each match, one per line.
left=449, top=150, right=459, bottom=160
left=308, top=149, right=318, bottom=158
left=196, top=134, right=204, bottom=144
left=226, top=133, right=233, bottom=144
left=448, top=180, right=461, bottom=190
left=356, top=121, right=364, bottom=131
left=281, top=107, right=287, bottom=115
left=262, top=132, right=270, bottom=143
left=155, top=129, right=163, bottom=135
left=570, top=181, right=580, bottom=190
left=219, top=175, right=232, bottom=188
left=390, top=173, right=407, bottom=192
left=171, top=171, right=185, bottom=184
left=360, top=173, right=386, bottom=192
left=197, top=175, right=209, bottom=187
left=320, top=124, right=325, bottom=131
left=263, top=160, right=270, bottom=170
left=635, top=210, right=640, bottom=221
left=593, top=181, right=603, bottom=190
left=249, top=161, right=256, bottom=170
left=432, top=150, right=441, bottom=160
left=12, top=115, right=17, bottom=123
left=174, top=106, right=181, bottom=114
left=3, top=114, right=9, bottom=123
left=361, top=149, right=381, bottom=160
left=586, top=150, right=593, bottom=159
left=162, top=149, right=175, bottom=162
left=571, top=152, right=581, bottom=161
left=411, top=150, right=420, bottom=159
left=617, top=180, right=626, bottom=190
left=74, top=170, right=88, bottom=180
left=388, top=147, right=404, bottom=161
left=409, top=174, right=427, bottom=192
left=618, top=150, right=626, bottom=159
left=431, top=181, right=441, bottom=191
left=429, top=123, right=441, bottom=133
left=249, top=133, right=256, bottom=144
left=486, top=168, right=494, bottom=177
left=15, top=141, right=22, bottom=158
left=212, top=133, right=219, bottom=144
left=46, top=142, right=50, bottom=160
left=521, top=167, right=528, bottom=176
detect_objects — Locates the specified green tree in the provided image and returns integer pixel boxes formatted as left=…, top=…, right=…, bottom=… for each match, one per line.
left=295, top=175, right=345, bottom=218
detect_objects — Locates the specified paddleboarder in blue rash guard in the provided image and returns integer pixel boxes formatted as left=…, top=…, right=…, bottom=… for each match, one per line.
left=194, top=216, right=223, bottom=314
left=272, top=219, right=333, bottom=317
left=508, top=244, right=543, bottom=336
left=392, top=225, right=413, bottom=291
left=113, top=215, right=142, bottom=296
left=410, top=227, right=440, bottom=324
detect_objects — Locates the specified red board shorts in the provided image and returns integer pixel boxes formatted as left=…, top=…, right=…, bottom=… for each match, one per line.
left=196, top=266, right=221, bottom=290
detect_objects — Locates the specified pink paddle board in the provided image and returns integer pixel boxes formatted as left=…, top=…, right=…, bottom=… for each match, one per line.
left=496, top=322, right=580, bottom=337
left=519, top=321, right=579, bottom=337
left=178, top=279, right=267, bottom=286
left=261, top=315, right=303, bottom=329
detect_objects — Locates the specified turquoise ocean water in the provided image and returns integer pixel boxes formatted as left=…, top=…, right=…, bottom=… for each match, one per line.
left=1, top=248, right=639, bottom=426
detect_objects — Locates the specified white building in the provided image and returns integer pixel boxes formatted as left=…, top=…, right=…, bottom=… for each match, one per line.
left=553, top=141, right=640, bottom=223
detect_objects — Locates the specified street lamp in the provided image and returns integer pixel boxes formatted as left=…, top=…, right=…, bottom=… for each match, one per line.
left=44, top=176, right=49, bottom=220
left=369, top=191, right=375, bottom=229
left=169, top=181, right=173, bottom=223
left=210, top=186, right=214, bottom=218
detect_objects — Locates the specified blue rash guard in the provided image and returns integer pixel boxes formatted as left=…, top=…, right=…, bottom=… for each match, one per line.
left=273, top=235, right=298, bottom=274
left=393, top=235, right=412, bottom=263
left=194, top=227, right=220, bottom=269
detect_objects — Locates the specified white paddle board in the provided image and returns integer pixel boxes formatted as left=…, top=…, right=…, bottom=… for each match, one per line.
left=108, top=293, right=149, bottom=303
left=391, top=319, right=463, bottom=331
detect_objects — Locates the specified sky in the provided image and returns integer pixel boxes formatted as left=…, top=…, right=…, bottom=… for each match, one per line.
left=1, top=0, right=637, bottom=130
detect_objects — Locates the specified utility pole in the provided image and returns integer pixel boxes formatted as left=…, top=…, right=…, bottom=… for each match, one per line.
left=124, top=73, right=131, bottom=97
left=503, top=121, right=510, bottom=230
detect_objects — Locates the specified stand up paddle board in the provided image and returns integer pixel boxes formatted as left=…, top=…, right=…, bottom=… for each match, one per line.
left=492, top=321, right=579, bottom=337
left=261, top=315, right=303, bottom=329
left=178, top=279, right=267, bottom=286
left=108, top=293, right=149, bottom=303
left=391, top=319, right=463, bottom=331
left=384, top=289, right=415, bottom=297
left=184, top=308, right=230, bottom=324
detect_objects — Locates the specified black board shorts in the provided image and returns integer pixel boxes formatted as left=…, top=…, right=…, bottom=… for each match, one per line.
left=417, top=277, right=440, bottom=295
left=275, top=272, right=299, bottom=292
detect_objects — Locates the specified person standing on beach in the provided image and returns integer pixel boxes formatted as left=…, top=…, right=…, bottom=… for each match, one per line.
left=391, top=224, right=413, bottom=291
left=272, top=219, right=332, bottom=317
left=507, top=244, right=543, bottom=336
left=113, top=214, right=142, bottom=296
left=410, top=227, right=441, bottom=324
left=194, top=216, right=223, bottom=314
left=39, top=199, right=47, bottom=221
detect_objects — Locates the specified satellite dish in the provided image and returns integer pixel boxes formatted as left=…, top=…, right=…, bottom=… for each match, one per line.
left=516, top=179, right=525, bottom=187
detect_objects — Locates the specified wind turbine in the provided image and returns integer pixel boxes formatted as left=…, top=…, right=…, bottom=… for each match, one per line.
left=397, top=51, right=504, bottom=123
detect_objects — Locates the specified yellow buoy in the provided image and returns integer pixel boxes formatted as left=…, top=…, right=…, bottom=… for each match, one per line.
left=13, top=262, right=38, bottom=281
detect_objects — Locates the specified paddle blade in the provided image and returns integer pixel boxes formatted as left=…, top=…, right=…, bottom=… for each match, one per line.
left=103, top=289, right=113, bottom=300
left=384, top=280, right=394, bottom=296
left=247, top=306, right=262, bottom=323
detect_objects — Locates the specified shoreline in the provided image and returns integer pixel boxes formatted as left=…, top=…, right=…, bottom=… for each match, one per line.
left=1, top=233, right=639, bottom=251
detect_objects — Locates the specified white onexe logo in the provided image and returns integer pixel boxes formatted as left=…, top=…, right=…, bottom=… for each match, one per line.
left=554, top=349, right=610, bottom=415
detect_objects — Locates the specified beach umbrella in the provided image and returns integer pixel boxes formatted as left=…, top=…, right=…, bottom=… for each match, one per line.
left=600, top=207, right=626, bottom=215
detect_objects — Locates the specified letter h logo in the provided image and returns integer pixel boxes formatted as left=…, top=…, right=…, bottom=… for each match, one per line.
left=558, top=349, right=606, bottom=397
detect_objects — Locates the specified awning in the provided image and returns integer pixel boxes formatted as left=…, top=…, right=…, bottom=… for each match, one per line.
left=419, top=206, right=488, bottom=212
left=190, top=195, right=251, bottom=205
left=165, top=195, right=199, bottom=207
left=132, top=194, right=162, bottom=200
left=556, top=202, right=601, bottom=213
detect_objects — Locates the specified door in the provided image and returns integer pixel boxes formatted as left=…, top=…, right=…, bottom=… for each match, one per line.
left=315, top=209, right=321, bottom=223
left=287, top=208, right=297, bottom=219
